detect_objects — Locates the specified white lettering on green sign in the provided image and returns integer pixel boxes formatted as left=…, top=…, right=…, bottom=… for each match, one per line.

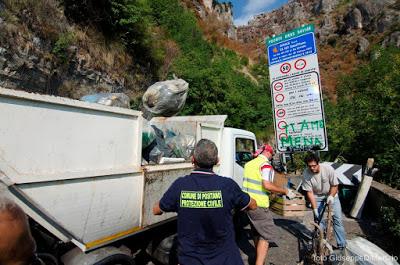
left=266, top=24, right=314, bottom=46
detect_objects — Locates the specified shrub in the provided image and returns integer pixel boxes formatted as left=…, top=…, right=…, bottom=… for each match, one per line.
left=325, top=46, right=400, bottom=188
left=52, top=32, right=75, bottom=63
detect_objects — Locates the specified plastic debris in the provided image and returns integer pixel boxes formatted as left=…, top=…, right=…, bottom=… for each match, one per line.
left=142, top=79, right=188, bottom=118
left=80, top=93, right=130, bottom=108
left=142, top=120, right=156, bottom=149
left=141, top=124, right=195, bottom=164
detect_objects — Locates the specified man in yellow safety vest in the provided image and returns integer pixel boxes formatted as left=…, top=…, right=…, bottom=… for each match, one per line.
left=243, top=144, right=296, bottom=265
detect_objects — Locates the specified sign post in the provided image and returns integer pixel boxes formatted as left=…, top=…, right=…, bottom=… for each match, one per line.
left=266, top=24, right=328, bottom=152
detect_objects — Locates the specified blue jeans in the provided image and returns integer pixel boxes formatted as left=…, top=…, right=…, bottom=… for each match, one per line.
left=316, top=196, right=347, bottom=248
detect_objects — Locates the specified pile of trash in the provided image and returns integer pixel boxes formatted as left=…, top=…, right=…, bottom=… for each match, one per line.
left=80, top=78, right=191, bottom=164
left=141, top=78, right=191, bottom=164
left=80, top=93, right=130, bottom=108
left=142, top=78, right=188, bottom=119
left=142, top=120, right=195, bottom=164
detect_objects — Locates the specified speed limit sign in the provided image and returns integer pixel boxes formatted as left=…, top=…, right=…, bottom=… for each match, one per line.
left=280, top=63, right=291, bottom=74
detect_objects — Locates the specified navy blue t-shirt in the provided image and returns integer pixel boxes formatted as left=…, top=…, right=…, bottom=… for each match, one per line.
left=159, top=169, right=250, bottom=265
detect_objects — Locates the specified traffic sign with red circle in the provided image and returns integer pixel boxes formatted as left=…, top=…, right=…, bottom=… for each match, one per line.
left=276, top=109, right=286, bottom=118
left=275, top=94, right=285, bottom=103
left=277, top=120, right=287, bottom=130
left=280, top=63, right=291, bottom=74
left=273, top=82, right=283, bottom=91
left=294, top=59, right=307, bottom=70
left=278, top=133, right=288, bottom=140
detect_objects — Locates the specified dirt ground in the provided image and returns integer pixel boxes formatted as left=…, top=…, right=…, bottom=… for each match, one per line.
left=143, top=209, right=380, bottom=265
left=142, top=208, right=398, bottom=265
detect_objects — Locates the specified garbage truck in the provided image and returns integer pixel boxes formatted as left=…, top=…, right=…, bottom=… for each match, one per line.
left=0, top=87, right=257, bottom=264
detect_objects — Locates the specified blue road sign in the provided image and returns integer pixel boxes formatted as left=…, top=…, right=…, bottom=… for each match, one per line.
left=267, top=32, right=316, bottom=66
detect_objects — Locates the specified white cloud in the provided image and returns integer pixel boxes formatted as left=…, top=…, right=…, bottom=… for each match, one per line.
left=243, top=0, right=277, bottom=13
left=234, top=0, right=278, bottom=26
left=234, top=14, right=253, bottom=26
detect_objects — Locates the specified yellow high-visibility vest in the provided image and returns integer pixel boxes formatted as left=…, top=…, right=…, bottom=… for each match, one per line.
left=243, top=156, right=270, bottom=208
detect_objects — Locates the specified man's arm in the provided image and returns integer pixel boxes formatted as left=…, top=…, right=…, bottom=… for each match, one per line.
left=306, top=190, right=320, bottom=221
left=262, top=180, right=289, bottom=195
left=306, top=190, right=317, bottom=210
left=326, top=165, right=339, bottom=203
left=328, top=185, right=338, bottom=197
left=247, top=197, right=257, bottom=210
left=153, top=201, right=163, bottom=215
left=326, top=185, right=339, bottom=204
left=260, top=164, right=290, bottom=196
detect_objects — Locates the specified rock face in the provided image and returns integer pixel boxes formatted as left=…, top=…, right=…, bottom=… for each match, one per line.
left=236, top=0, right=319, bottom=44
left=0, top=40, right=126, bottom=98
left=232, top=0, right=399, bottom=95
left=236, top=0, right=400, bottom=47
left=314, top=0, right=340, bottom=15
left=213, top=2, right=236, bottom=39
left=192, top=0, right=236, bottom=39
left=383, top=31, right=400, bottom=48
left=357, top=36, right=370, bottom=55
left=0, top=1, right=141, bottom=99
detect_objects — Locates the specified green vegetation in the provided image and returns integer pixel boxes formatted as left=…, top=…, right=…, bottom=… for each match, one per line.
left=109, top=0, right=159, bottom=66
left=380, top=205, right=400, bottom=251
left=324, top=47, right=400, bottom=188
left=61, top=1, right=400, bottom=188
left=52, top=32, right=75, bottom=63
left=381, top=206, right=400, bottom=239
left=62, top=0, right=273, bottom=137
left=148, top=0, right=273, bottom=136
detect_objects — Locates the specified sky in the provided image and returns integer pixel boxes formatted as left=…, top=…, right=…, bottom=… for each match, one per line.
left=219, top=0, right=289, bottom=26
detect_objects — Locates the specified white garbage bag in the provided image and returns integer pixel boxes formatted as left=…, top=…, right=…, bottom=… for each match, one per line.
left=80, top=93, right=130, bottom=108
left=142, top=78, right=188, bottom=118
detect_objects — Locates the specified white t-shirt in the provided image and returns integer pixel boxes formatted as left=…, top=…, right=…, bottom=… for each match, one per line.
left=302, top=164, right=339, bottom=195
left=259, top=155, right=274, bottom=182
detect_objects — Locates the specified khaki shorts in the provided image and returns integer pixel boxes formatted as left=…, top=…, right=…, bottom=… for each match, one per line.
left=247, top=207, right=277, bottom=242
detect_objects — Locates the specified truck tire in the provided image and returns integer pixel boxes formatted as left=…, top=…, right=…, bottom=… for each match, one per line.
left=36, top=253, right=58, bottom=265
left=93, top=254, right=135, bottom=265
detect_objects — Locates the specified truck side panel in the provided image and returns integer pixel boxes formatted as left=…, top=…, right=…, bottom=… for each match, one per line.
left=0, top=88, right=144, bottom=251
left=18, top=173, right=144, bottom=247
left=142, top=163, right=193, bottom=227
left=0, top=88, right=142, bottom=184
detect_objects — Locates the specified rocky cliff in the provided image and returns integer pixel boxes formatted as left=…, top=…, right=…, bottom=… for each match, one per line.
left=235, top=0, right=400, bottom=95
left=189, top=0, right=236, bottom=39
left=237, top=0, right=400, bottom=47
left=0, top=0, right=149, bottom=99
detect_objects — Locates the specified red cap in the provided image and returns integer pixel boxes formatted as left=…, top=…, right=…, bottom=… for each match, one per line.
left=253, top=144, right=274, bottom=157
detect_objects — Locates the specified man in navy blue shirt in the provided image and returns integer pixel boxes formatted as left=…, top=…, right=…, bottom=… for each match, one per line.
left=153, top=139, right=257, bottom=265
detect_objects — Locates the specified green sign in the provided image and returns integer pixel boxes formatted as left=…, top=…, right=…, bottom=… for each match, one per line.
left=180, top=190, right=223, bottom=208
left=266, top=24, right=315, bottom=46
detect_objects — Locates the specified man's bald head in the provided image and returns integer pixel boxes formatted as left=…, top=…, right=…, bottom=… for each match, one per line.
left=0, top=194, right=36, bottom=265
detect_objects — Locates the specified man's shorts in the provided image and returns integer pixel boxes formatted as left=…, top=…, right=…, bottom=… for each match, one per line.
left=247, top=207, right=277, bottom=242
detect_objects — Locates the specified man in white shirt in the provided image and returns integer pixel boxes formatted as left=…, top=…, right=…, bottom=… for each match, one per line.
left=302, top=152, right=347, bottom=249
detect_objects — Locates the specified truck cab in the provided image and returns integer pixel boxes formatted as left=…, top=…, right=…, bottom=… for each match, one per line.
left=218, top=127, right=257, bottom=187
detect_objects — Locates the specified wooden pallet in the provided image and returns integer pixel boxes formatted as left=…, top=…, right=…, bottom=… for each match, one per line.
left=270, top=192, right=306, bottom=217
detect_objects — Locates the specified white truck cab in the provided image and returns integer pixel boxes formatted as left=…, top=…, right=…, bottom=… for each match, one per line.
left=218, top=127, right=257, bottom=187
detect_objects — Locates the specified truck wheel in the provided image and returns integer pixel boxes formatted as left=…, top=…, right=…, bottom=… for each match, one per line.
left=36, top=253, right=58, bottom=265
left=93, top=254, right=135, bottom=265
